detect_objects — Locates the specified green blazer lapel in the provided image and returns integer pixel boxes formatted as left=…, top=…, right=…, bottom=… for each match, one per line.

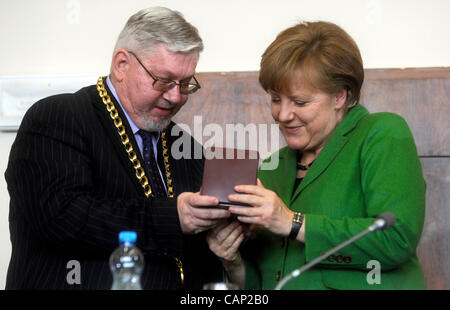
left=291, top=105, right=370, bottom=202
left=259, top=147, right=298, bottom=205
left=277, top=148, right=298, bottom=204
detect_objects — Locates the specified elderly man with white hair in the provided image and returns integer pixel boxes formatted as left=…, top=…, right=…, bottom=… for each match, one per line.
left=5, top=7, right=229, bottom=290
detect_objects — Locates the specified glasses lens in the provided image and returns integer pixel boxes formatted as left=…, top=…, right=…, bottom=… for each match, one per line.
left=180, top=84, right=199, bottom=94
left=153, top=80, right=199, bottom=94
left=153, top=80, right=174, bottom=92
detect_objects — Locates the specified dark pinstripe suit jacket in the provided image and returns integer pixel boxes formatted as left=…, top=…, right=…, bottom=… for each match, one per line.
left=5, top=78, right=222, bottom=289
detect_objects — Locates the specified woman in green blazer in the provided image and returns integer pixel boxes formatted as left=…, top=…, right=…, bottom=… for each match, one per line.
left=206, top=21, right=426, bottom=290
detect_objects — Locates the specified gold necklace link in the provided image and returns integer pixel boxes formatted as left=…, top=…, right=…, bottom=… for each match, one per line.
left=161, top=132, right=174, bottom=197
left=175, top=257, right=184, bottom=287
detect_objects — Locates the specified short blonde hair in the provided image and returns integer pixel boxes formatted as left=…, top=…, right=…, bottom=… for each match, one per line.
left=259, top=21, right=364, bottom=108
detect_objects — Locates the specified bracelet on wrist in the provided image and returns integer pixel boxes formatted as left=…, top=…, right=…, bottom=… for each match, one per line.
left=289, top=212, right=304, bottom=240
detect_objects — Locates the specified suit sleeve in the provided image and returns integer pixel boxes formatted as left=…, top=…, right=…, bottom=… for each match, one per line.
left=5, top=95, right=185, bottom=257
left=305, top=113, right=426, bottom=270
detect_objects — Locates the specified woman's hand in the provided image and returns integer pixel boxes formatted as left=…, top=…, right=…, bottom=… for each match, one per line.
left=206, top=220, right=246, bottom=288
left=228, top=179, right=295, bottom=237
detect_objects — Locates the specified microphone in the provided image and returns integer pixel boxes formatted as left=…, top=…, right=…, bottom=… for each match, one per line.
left=275, top=212, right=396, bottom=290
left=368, top=212, right=396, bottom=231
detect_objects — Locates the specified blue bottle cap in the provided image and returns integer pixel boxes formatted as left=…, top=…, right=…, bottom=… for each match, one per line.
left=118, top=231, right=137, bottom=244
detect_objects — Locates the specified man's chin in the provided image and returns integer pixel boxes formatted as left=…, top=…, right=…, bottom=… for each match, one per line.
left=141, top=117, right=172, bottom=132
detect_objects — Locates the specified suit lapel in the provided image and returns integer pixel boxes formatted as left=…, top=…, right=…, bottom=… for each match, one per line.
left=91, top=77, right=148, bottom=198
left=290, top=105, right=370, bottom=203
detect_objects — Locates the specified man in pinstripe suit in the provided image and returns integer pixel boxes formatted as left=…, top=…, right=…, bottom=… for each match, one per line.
left=5, top=7, right=230, bottom=289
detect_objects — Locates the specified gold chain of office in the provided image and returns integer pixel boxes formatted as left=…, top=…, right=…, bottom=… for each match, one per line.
left=96, top=76, right=175, bottom=199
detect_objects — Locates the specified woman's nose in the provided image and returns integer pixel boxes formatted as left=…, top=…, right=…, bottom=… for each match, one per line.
left=277, top=101, right=295, bottom=123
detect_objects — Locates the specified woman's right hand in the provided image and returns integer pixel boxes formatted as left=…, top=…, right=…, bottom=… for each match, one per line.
left=206, top=220, right=246, bottom=288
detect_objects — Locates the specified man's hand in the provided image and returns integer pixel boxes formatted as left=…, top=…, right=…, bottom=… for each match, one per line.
left=177, top=192, right=230, bottom=234
left=206, top=220, right=246, bottom=289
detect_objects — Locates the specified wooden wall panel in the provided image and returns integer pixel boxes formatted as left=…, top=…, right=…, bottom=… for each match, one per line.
left=174, top=72, right=281, bottom=152
left=417, top=158, right=450, bottom=290
left=362, top=68, right=450, bottom=156
left=175, top=72, right=272, bottom=127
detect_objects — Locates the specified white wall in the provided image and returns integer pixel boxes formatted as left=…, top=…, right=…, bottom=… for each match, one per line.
left=0, top=0, right=449, bottom=289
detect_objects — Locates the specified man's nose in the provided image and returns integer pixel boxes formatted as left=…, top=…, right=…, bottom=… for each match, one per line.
left=163, top=84, right=182, bottom=104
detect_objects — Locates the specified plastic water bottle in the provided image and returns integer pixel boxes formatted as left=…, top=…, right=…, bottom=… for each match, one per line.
left=109, top=231, right=144, bottom=290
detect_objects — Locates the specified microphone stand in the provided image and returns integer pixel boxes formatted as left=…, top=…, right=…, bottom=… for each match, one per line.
left=275, top=218, right=386, bottom=290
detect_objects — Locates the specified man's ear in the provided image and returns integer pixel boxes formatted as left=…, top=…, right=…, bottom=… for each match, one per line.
left=334, top=88, right=348, bottom=110
left=111, top=49, right=131, bottom=81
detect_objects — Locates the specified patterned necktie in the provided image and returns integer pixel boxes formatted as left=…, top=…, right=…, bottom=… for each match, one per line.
left=137, top=129, right=167, bottom=197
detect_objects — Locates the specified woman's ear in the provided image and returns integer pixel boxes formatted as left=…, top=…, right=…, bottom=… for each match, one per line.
left=334, top=88, right=348, bottom=110
left=111, top=49, right=131, bottom=82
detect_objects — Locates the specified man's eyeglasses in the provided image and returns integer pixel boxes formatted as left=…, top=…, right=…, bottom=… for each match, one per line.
left=127, top=50, right=201, bottom=95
